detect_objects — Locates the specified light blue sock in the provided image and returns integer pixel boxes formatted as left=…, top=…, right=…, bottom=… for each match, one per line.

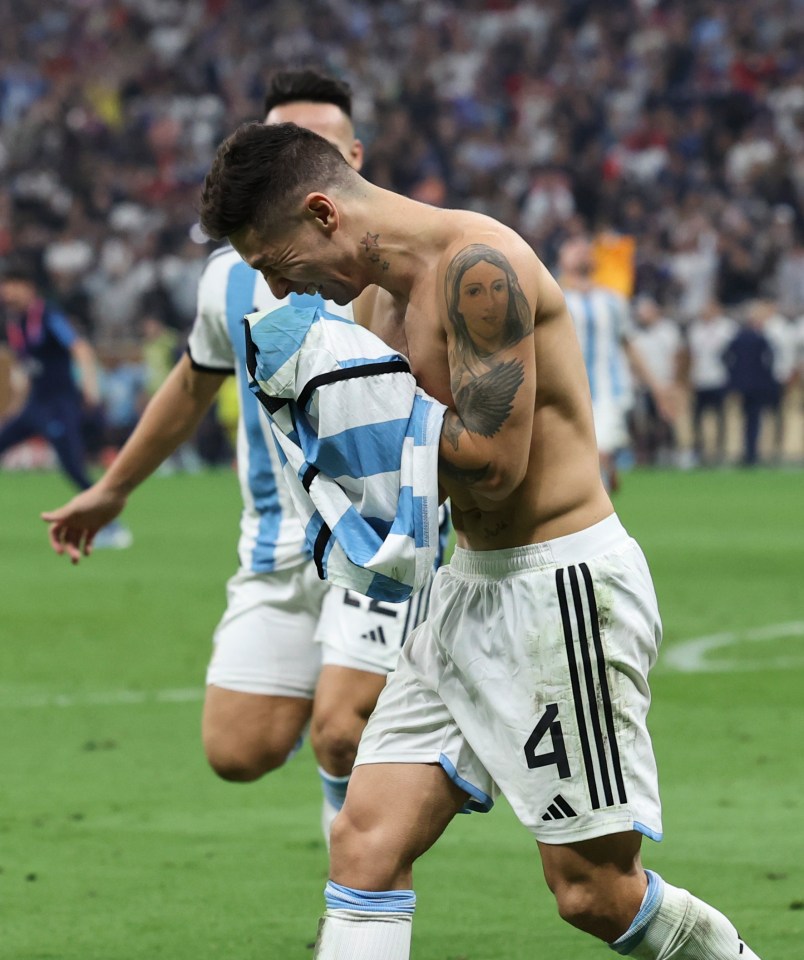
left=610, top=870, right=664, bottom=954
left=324, top=880, right=416, bottom=914
left=316, top=883, right=416, bottom=958
left=318, top=767, right=350, bottom=811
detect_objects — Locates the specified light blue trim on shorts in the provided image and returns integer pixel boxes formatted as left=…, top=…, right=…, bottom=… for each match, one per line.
left=634, top=821, right=663, bottom=842
left=325, top=881, right=416, bottom=914
left=439, top=753, right=494, bottom=813
left=610, top=870, right=664, bottom=954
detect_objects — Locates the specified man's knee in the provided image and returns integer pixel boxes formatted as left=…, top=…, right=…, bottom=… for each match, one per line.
left=553, top=880, right=613, bottom=937
left=202, top=687, right=311, bottom=782
left=202, top=723, right=292, bottom=782
left=310, top=709, right=364, bottom=776
left=548, top=868, right=647, bottom=942
left=541, top=833, right=646, bottom=941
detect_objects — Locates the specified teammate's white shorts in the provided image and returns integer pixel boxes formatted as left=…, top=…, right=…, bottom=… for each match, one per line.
left=355, top=514, right=664, bottom=845
left=593, top=397, right=630, bottom=454
left=205, top=561, right=435, bottom=697
left=315, top=577, right=435, bottom=675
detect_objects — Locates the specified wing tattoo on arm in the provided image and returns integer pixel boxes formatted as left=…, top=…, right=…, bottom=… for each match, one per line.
left=454, top=358, right=525, bottom=437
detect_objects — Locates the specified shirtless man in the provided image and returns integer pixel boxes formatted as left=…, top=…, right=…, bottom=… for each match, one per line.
left=198, top=122, right=761, bottom=960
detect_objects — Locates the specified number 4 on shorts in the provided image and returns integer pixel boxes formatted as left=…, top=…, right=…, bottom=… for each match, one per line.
left=523, top=703, right=571, bottom=778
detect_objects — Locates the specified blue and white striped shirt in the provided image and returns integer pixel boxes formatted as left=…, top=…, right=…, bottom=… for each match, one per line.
left=186, top=246, right=352, bottom=573
left=564, top=287, right=634, bottom=407
left=245, top=304, right=446, bottom=602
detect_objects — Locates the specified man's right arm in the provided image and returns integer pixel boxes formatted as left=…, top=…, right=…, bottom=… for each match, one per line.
left=41, top=353, right=226, bottom=563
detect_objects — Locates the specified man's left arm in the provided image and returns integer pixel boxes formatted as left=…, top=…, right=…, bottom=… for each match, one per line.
left=437, top=240, right=537, bottom=503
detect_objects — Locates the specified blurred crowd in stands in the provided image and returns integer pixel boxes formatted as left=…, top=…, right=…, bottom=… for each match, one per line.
left=1, top=0, right=804, bottom=470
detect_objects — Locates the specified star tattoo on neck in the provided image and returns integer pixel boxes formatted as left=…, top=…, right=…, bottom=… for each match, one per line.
left=360, top=232, right=380, bottom=252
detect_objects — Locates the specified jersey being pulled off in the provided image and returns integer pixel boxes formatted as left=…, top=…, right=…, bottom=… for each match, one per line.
left=244, top=304, right=445, bottom=603
left=186, top=245, right=353, bottom=573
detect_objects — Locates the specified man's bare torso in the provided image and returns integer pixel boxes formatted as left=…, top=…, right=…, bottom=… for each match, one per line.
left=358, top=209, right=612, bottom=551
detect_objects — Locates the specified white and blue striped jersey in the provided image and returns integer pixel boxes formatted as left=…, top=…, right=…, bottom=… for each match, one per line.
left=186, top=245, right=353, bottom=573
left=245, top=303, right=446, bottom=603
left=563, top=287, right=634, bottom=407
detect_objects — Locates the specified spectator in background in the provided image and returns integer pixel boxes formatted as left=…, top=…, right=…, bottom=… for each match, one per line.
left=757, top=299, right=798, bottom=463
left=630, top=296, right=684, bottom=467
left=774, top=235, right=804, bottom=319
left=723, top=306, right=778, bottom=467
left=1, top=0, right=804, bottom=468
left=97, top=340, right=146, bottom=458
left=140, top=313, right=203, bottom=472
left=0, top=257, right=130, bottom=547
left=685, top=300, right=737, bottom=466
left=141, top=314, right=179, bottom=400
left=795, top=312, right=804, bottom=460
left=558, top=235, right=675, bottom=491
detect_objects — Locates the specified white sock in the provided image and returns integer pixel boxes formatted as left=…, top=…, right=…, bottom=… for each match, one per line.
left=611, top=871, right=761, bottom=959
left=318, top=768, right=350, bottom=848
left=314, top=882, right=415, bottom=960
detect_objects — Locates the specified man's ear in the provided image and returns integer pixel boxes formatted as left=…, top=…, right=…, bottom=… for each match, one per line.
left=350, top=139, right=365, bottom=172
left=304, top=193, right=338, bottom=234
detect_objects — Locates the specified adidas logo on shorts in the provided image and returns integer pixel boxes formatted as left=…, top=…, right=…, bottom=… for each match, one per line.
left=541, top=794, right=578, bottom=822
left=360, top=626, right=387, bottom=645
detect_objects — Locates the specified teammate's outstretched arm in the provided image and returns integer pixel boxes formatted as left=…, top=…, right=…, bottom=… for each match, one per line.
left=437, top=237, right=537, bottom=504
left=41, top=353, right=226, bottom=563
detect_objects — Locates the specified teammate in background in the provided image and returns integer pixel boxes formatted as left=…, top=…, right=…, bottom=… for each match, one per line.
left=41, top=70, right=441, bottom=843
left=558, top=235, right=675, bottom=490
left=0, top=258, right=131, bottom=548
left=200, top=121, right=762, bottom=960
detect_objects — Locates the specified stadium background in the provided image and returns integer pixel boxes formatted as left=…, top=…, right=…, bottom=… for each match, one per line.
left=1, top=2, right=802, bottom=958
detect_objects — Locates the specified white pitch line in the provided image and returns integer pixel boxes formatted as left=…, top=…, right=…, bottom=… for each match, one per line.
left=4, top=621, right=804, bottom=707
left=0, top=687, right=204, bottom=710
left=661, top=620, right=804, bottom=674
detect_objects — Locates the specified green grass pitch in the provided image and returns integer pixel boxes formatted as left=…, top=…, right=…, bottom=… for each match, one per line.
left=1, top=467, right=802, bottom=958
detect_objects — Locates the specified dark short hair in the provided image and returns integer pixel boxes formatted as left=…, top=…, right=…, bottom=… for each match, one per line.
left=0, top=254, right=39, bottom=286
left=199, top=122, right=354, bottom=241
left=263, top=68, right=353, bottom=119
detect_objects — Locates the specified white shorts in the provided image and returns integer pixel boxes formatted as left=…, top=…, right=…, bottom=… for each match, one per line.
left=355, top=514, right=664, bottom=844
left=206, top=562, right=435, bottom=696
left=593, top=397, right=630, bottom=454
left=315, top=578, right=435, bottom=676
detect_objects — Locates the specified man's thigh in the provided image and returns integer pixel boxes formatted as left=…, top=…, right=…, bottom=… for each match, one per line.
left=206, top=563, right=327, bottom=699
left=203, top=685, right=313, bottom=769
left=203, top=563, right=328, bottom=763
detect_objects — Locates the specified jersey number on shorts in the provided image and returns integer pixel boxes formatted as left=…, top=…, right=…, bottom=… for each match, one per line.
left=524, top=703, right=571, bottom=779
left=343, top=591, right=399, bottom=618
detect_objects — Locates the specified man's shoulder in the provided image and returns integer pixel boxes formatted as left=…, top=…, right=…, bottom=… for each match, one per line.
left=445, top=211, right=532, bottom=258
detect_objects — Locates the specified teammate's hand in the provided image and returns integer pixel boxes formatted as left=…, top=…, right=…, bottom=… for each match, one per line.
left=40, top=487, right=127, bottom=565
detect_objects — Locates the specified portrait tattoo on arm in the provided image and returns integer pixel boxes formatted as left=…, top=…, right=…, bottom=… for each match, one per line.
left=442, top=244, right=533, bottom=443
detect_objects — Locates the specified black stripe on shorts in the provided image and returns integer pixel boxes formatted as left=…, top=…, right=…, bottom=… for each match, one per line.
left=555, top=565, right=627, bottom=809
